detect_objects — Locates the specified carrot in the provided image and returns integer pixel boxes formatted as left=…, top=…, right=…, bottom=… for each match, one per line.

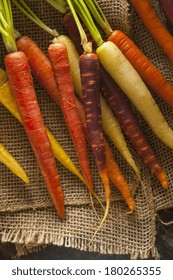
left=100, top=64, right=168, bottom=188
left=48, top=42, right=93, bottom=191
left=5, top=51, right=64, bottom=218
left=16, top=35, right=61, bottom=106
left=104, top=140, right=135, bottom=212
left=67, top=0, right=112, bottom=238
left=79, top=51, right=111, bottom=230
left=129, top=0, right=173, bottom=64
left=0, top=143, right=29, bottom=184
left=160, top=0, right=173, bottom=26
left=76, top=97, right=135, bottom=212
left=0, top=68, right=86, bottom=186
left=108, top=30, right=173, bottom=109
left=53, top=34, right=140, bottom=179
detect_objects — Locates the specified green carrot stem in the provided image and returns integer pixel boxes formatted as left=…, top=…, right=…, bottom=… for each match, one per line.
left=71, top=0, right=104, bottom=47
left=67, top=0, right=92, bottom=53
left=46, top=0, right=68, bottom=14
left=0, top=0, right=17, bottom=52
left=12, top=0, right=59, bottom=37
left=84, top=0, right=112, bottom=35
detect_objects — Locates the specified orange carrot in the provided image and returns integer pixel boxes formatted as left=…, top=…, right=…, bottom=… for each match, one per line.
left=76, top=97, right=135, bottom=212
left=130, top=0, right=173, bottom=64
left=48, top=42, right=93, bottom=191
left=5, top=51, right=64, bottom=218
left=104, top=140, right=135, bottom=212
left=108, top=29, right=173, bottom=108
left=16, top=35, right=60, bottom=106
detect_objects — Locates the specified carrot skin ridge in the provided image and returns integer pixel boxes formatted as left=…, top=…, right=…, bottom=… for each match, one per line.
left=108, top=29, right=173, bottom=108
left=48, top=43, right=93, bottom=191
left=5, top=51, right=65, bottom=218
left=130, top=0, right=173, bottom=64
left=16, top=36, right=61, bottom=106
left=100, top=64, right=168, bottom=189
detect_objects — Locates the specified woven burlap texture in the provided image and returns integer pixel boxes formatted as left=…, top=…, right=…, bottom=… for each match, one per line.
left=0, top=0, right=172, bottom=259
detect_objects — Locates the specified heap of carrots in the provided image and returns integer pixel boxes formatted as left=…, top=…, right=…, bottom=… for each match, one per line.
left=0, top=0, right=173, bottom=240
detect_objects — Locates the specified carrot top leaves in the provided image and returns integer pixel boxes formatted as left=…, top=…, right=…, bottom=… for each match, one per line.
left=0, top=0, right=17, bottom=52
left=12, top=0, right=59, bottom=37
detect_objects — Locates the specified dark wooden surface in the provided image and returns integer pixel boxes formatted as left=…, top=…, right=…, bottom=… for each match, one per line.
left=0, top=208, right=173, bottom=260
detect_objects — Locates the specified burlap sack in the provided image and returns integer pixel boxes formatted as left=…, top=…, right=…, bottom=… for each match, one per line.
left=0, top=0, right=172, bottom=259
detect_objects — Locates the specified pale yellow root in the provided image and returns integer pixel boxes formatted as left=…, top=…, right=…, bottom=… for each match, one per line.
left=88, top=200, right=110, bottom=246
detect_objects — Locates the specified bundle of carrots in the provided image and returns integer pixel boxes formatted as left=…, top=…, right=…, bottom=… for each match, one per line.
left=0, top=0, right=172, bottom=241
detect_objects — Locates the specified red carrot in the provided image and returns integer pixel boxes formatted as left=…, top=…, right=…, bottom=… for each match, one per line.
left=16, top=36, right=60, bottom=106
left=5, top=51, right=65, bottom=218
left=48, top=42, right=93, bottom=191
left=100, top=65, right=168, bottom=189
left=130, top=0, right=173, bottom=64
left=108, top=30, right=173, bottom=108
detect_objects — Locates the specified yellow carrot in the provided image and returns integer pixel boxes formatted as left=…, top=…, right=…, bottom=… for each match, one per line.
left=0, top=69, right=87, bottom=185
left=0, top=143, right=29, bottom=183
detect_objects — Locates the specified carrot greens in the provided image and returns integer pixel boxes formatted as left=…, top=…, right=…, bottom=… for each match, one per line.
left=12, top=0, right=59, bottom=37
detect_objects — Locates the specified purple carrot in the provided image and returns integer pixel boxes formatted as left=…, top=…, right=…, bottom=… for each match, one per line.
left=79, top=52, right=111, bottom=228
left=100, top=65, right=168, bottom=188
